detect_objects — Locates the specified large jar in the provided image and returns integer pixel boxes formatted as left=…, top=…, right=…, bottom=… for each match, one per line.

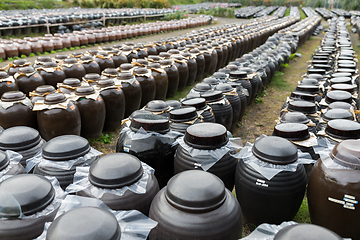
left=235, top=136, right=307, bottom=225
left=169, top=106, right=203, bottom=134
left=94, top=52, right=115, bottom=72
left=111, top=50, right=128, bottom=68
left=30, top=85, right=56, bottom=104
left=274, top=224, right=342, bottom=240
left=96, top=79, right=125, bottom=131
left=171, top=55, right=189, bottom=91
left=74, top=86, right=106, bottom=139
left=38, top=62, right=66, bottom=88
left=75, top=153, right=159, bottom=215
left=80, top=55, right=101, bottom=74
left=61, top=58, right=86, bottom=80
left=199, top=46, right=212, bottom=76
left=148, top=62, right=168, bottom=100
left=0, top=91, right=37, bottom=129
left=228, top=82, right=247, bottom=122
left=8, top=59, right=31, bottom=76
left=160, top=59, right=179, bottom=98
left=14, top=66, right=45, bottom=96
left=29, top=38, right=43, bottom=54
left=212, top=43, right=223, bottom=70
left=41, top=38, right=54, bottom=52
left=308, top=140, right=360, bottom=240
left=116, top=72, right=142, bottom=118
left=201, top=90, right=233, bottom=131
left=181, top=52, right=197, bottom=86
left=57, top=78, right=82, bottom=95
left=228, top=71, right=253, bottom=106
left=0, top=71, right=18, bottom=97
left=2, top=41, right=18, bottom=58
left=0, top=149, right=25, bottom=175
left=181, top=97, right=215, bottom=123
left=174, top=122, right=237, bottom=190
left=148, top=170, right=243, bottom=240
left=190, top=49, right=205, bottom=82
left=17, top=40, right=32, bottom=56
left=133, top=67, right=156, bottom=108
left=35, top=93, right=81, bottom=141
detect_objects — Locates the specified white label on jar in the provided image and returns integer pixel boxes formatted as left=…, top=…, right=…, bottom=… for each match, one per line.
left=193, top=163, right=201, bottom=169
left=256, top=179, right=268, bottom=187
left=328, top=194, right=358, bottom=210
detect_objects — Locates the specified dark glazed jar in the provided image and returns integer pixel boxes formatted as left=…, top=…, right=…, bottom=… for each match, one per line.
left=190, top=48, right=205, bottom=82
left=274, top=224, right=342, bottom=240
left=235, top=136, right=307, bottom=225
left=96, top=79, right=125, bottom=131
left=38, top=62, right=66, bottom=88
left=2, top=41, right=18, bottom=58
left=30, top=85, right=56, bottom=104
left=94, top=52, right=115, bottom=72
left=149, top=170, right=243, bottom=240
left=36, top=93, right=81, bottom=141
left=41, top=37, right=54, bottom=52
left=62, top=58, right=86, bottom=80
left=148, top=63, right=168, bottom=100
left=111, top=50, right=128, bottom=68
left=0, top=72, right=18, bottom=97
left=0, top=149, right=25, bottom=175
left=201, top=90, right=233, bottom=131
left=133, top=67, right=156, bottom=108
left=212, top=43, right=224, bottom=71
left=169, top=106, right=202, bottom=134
left=308, top=140, right=360, bottom=240
left=160, top=59, right=179, bottom=98
left=80, top=55, right=101, bottom=74
left=29, top=38, right=43, bottom=54
left=181, top=97, right=215, bottom=123
left=181, top=52, right=197, bottom=86
left=14, top=66, right=45, bottom=96
left=83, top=73, right=101, bottom=86
left=116, top=72, right=142, bottom=118
left=0, top=91, right=37, bottom=129
left=174, top=123, right=237, bottom=190
left=77, top=153, right=159, bottom=215
left=228, top=82, right=247, bottom=122
left=199, top=46, right=212, bottom=76
left=171, top=55, right=189, bottom=91
left=144, top=100, right=170, bottom=117
left=75, top=86, right=106, bottom=139
left=228, top=71, right=253, bottom=106
left=57, top=78, right=81, bottom=95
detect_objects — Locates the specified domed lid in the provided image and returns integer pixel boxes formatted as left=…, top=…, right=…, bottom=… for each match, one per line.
left=252, top=136, right=298, bottom=165
left=97, top=79, right=115, bottom=88
left=215, top=83, right=234, bottom=93
left=307, top=68, right=325, bottom=75
left=290, top=92, right=316, bottom=102
left=75, top=86, right=96, bottom=96
left=117, top=72, right=133, bottom=80
left=335, top=68, right=356, bottom=74
left=1, top=91, right=26, bottom=102
left=102, top=68, right=118, bottom=76
left=42, top=62, right=57, bottom=68
left=148, top=62, right=161, bottom=69
left=0, top=126, right=41, bottom=151
left=193, top=83, right=211, bottom=92
left=148, top=56, right=161, bottom=61
left=331, top=72, right=352, bottom=78
left=55, top=54, right=68, bottom=60
left=184, top=123, right=228, bottom=149
left=328, top=101, right=352, bottom=110
left=168, top=49, right=180, bottom=54
left=273, top=123, right=310, bottom=141
left=165, top=170, right=226, bottom=212
left=280, top=112, right=310, bottom=124
left=330, top=77, right=352, bottom=85
left=44, top=93, right=67, bottom=105
left=274, top=223, right=342, bottom=240
left=331, top=84, right=356, bottom=94
left=35, top=85, right=56, bottom=95
left=84, top=73, right=101, bottom=81
left=13, top=59, right=28, bottom=66
left=165, top=100, right=181, bottom=108
left=181, top=97, right=207, bottom=110
left=37, top=56, right=52, bottom=62
left=0, top=150, right=10, bottom=171
left=325, top=90, right=352, bottom=104
left=160, top=59, right=172, bottom=66
left=307, top=74, right=324, bottom=81
left=0, top=174, right=55, bottom=217
left=229, top=71, right=247, bottom=79
left=312, top=64, right=332, bottom=70
left=295, top=85, right=320, bottom=94
left=212, top=72, right=227, bottom=80
left=133, top=67, right=148, bottom=75
left=80, top=55, right=93, bottom=61
left=62, top=78, right=81, bottom=87
left=0, top=71, right=8, bottom=79
left=42, top=135, right=90, bottom=161
left=46, top=207, right=121, bottom=240
left=202, top=77, right=218, bottom=85
left=288, top=101, right=317, bottom=114
left=330, top=140, right=360, bottom=169
left=64, top=58, right=78, bottom=64
left=119, top=63, right=133, bottom=71
left=300, top=79, right=319, bottom=86
left=159, top=52, right=170, bottom=58
left=18, top=66, right=35, bottom=74
left=323, top=109, right=353, bottom=122
left=185, top=92, right=201, bottom=100
left=325, top=119, right=360, bottom=140
left=201, top=90, right=223, bottom=102
left=136, top=59, right=148, bottom=65
left=144, top=100, right=169, bottom=112
left=130, top=111, right=169, bottom=133
left=169, top=106, right=197, bottom=122
left=89, top=153, right=143, bottom=189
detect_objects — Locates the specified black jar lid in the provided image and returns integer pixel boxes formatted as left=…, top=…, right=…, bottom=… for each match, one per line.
left=185, top=92, right=201, bottom=100
left=274, top=223, right=342, bottom=240
left=215, top=83, right=234, bottom=93
left=307, top=74, right=324, bottom=81
left=55, top=54, right=68, bottom=60
left=148, top=62, right=161, bottom=69
left=64, top=58, right=78, bottom=64
left=119, top=63, right=134, bottom=71
left=46, top=207, right=121, bottom=240
left=37, top=56, right=52, bottom=62
left=165, top=100, right=181, bottom=108
left=311, top=60, right=329, bottom=65
left=136, top=59, right=148, bottom=65
left=184, top=122, right=228, bottom=150
left=117, top=72, right=133, bottom=80
left=331, top=84, right=356, bottom=94
left=130, top=111, right=169, bottom=133
left=160, top=59, right=172, bottom=66
left=202, top=77, right=218, bottom=85
left=330, top=140, right=360, bottom=170
left=84, top=73, right=101, bottom=81
left=252, top=136, right=298, bottom=165
left=212, top=72, right=227, bottom=79
left=331, top=72, right=352, bottom=78
left=159, top=52, right=171, bottom=58
left=312, top=64, right=332, bottom=70
left=63, top=78, right=81, bottom=87
left=339, top=63, right=356, bottom=69
left=13, top=59, right=28, bottom=66
left=307, top=68, right=325, bottom=75
left=18, top=66, right=35, bottom=74
left=1, top=91, right=26, bottom=102
left=89, top=153, right=143, bottom=189
left=133, top=67, right=148, bottom=75
left=44, top=93, right=67, bottom=105
left=300, top=79, right=319, bottom=86
left=42, top=62, right=57, bottom=68
left=330, top=77, right=352, bottom=85
left=295, top=85, right=320, bottom=94
left=228, top=71, right=247, bottom=79
left=325, top=119, right=360, bottom=140
left=193, top=83, right=211, bottom=92
left=165, top=170, right=226, bottom=212
left=335, top=68, right=356, bottom=74
left=42, top=135, right=90, bottom=161
left=325, top=90, right=352, bottom=104
left=290, top=92, right=316, bottom=102
left=0, top=126, right=41, bottom=151
left=280, top=111, right=310, bottom=124
left=144, top=100, right=169, bottom=112
left=201, top=90, right=223, bottom=102
left=0, top=174, right=55, bottom=217
left=323, top=109, right=353, bottom=122
left=168, top=49, right=180, bottom=54
left=0, top=150, right=10, bottom=171
left=288, top=100, right=317, bottom=114
left=181, top=97, right=207, bottom=110
left=328, top=101, right=352, bottom=110
left=75, top=86, right=96, bottom=96
left=35, top=85, right=56, bottom=95
left=273, top=123, right=310, bottom=141
left=169, top=106, right=197, bottom=122
left=80, top=55, right=93, bottom=61
left=97, top=79, right=115, bottom=88
left=148, top=55, right=161, bottom=61
left=0, top=71, right=8, bottom=79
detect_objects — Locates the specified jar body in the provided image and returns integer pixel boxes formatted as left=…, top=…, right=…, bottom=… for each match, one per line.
left=0, top=81, right=19, bottom=98
left=100, top=88, right=125, bottom=131
left=62, top=64, right=86, bottom=80
left=82, top=61, right=101, bottom=74
left=39, top=69, right=66, bottom=88
left=225, top=95, right=241, bottom=131
left=135, top=75, right=156, bottom=108
left=95, top=58, right=115, bottom=72
left=174, top=62, right=189, bottom=91
left=16, top=74, right=45, bottom=96
left=195, top=55, right=205, bottom=82
left=164, top=65, right=179, bottom=98
left=208, top=100, right=233, bottom=131
left=112, top=54, right=128, bottom=68
left=186, top=59, right=197, bottom=86
left=0, top=103, right=37, bottom=129
left=151, top=70, right=168, bottom=100
left=121, top=80, right=142, bottom=118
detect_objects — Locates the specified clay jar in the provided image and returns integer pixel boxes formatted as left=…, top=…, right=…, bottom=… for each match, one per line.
left=36, top=93, right=81, bottom=141
left=0, top=91, right=37, bottom=129
left=148, top=170, right=243, bottom=240
left=62, top=58, right=86, bottom=80
left=2, top=41, right=18, bottom=58
left=80, top=55, right=101, bottom=74
left=29, top=38, right=43, bottom=54
left=17, top=40, right=32, bottom=56
left=228, top=71, right=253, bottom=106
left=0, top=149, right=25, bottom=175
left=94, top=52, right=115, bottom=72
left=111, top=50, right=128, bottom=68
left=133, top=67, right=156, bottom=108
left=171, top=55, right=189, bottom=91
left=96, top=79, right=125, bottom=131
left=181, top=97, right=215, bottom=123
left=228, top=82, right=247, bottom=122
left=41, top=38, right=54, bottom=52
left=199, top=46, right=212, bottom=76
left=78, top=153, right=159, bottom=215
left=34, top=56, right=53, bottom=69
left=212, top=43, right=224, bottom=70
left=190, top=48, right=205, bottom=82
left=57, top=78, right=81, bottom=95
left=169, top=106, right=203, bottom=134
left=75, top=86, right=106, bottom=139
left=14, top=66, right=45, bottom=96
left=0, top=71, right=18, bottom=97
left=122, top=46, right=138, bottom=62
left=8, top=59, right=31, bottom=76
left=148, top=62, right=168, bottom=100
left=160, top=59, right=179, bottom=98
left=235, top=136, right=307, bottom=225
left=116, top=72, right=142, bottom=118
left=181, top=52, right=197, bottom=86
left=83, top=73, right=101, bottom=86
left=274, top=224, right=342, bottom=240
left=38, top=62, right=66, bottom=88
left=307, top=140, right=360, bottom=240
left=30, top=85, right=56, bottom=104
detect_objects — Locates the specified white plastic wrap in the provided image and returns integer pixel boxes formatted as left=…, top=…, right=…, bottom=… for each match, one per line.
left=65, top=162, right=154, bottom=198
left=35, top=195, right=157, bottom=240
left=25, top=147, right=102, bottom=173
left=239, top=221, right=297, bottom=240
left=0, top=150, right=23, bottom=178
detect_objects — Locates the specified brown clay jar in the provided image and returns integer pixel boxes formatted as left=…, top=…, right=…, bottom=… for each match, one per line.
left=111, top=50, right=128, bottom=68
left=148, top=62, right=168, bottom=100
left=15, top=66, right=45, bottom=96
left=2, top=41, right=18, bottom=58
left=171, top=55, right=189, bottom=91
left=58, top=78, right=81, bottom=95
left=59, top=35, right=72, bottom=48
left=181, top=52, right=197, bottom=86
left=190, top=48, right=205, bottom=82
left=30, top=85, right=56, bottom=104
left=83, top=73, right=101, bottom=86
left=75, top=86, right=106, bottom=139
left=80, top=55, right=101, bottom=74
left=41, top=38, right=54, bottom=52
left=33, top=56, right=52, bottom=69
left=17, top=40, right=32, bottom=56
left=160, top=59, right=179, bottom=98
left=133, top=67, right=156, bottom=108
left=0, top=71, right=18, bottom=97
left=94, top=52, right=115, bottom=72
left=69, top=34, right=80, bottom=47
left=8, top=59, right=31, bottom=76
left=29, top=38, right=43, bottom=54
left=62, top=58, right=86, bottom=80
left=38, top=62, right=66, bottom=88
left=51, top=37, right=63, bottom=50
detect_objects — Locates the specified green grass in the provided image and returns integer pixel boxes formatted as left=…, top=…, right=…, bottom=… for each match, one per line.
left=166, top=84, right=195, bottom=101
left=293, top=195, right=311, bottom=223
left=269, top=71, right=292, bottom=91
left=300, top=8, right=307, bottom=20
left=284, top=7, right=290, bottom=17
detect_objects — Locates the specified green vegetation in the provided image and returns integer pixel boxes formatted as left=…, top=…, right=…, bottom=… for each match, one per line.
left=0, top=0, right=71, bottom=10
left=74, top=0, right=170, bottom=9
left=300, top=8, right=307, bottom=20
left=198, top=5, right=235, bottom=18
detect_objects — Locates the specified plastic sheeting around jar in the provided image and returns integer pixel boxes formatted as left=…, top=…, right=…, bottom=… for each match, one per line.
left=35, top=195, right=158, bottom=240
left=238, top=135, right=315, bottom=180
left=65, top=162, right=154, bottom=198
left=176, top=137, right=243, bottom=171
left=25, top=147, right=102, bottom=173
left=239, top=221, right=297, bottom=240
left=0, top=150, right=22, bottom=178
